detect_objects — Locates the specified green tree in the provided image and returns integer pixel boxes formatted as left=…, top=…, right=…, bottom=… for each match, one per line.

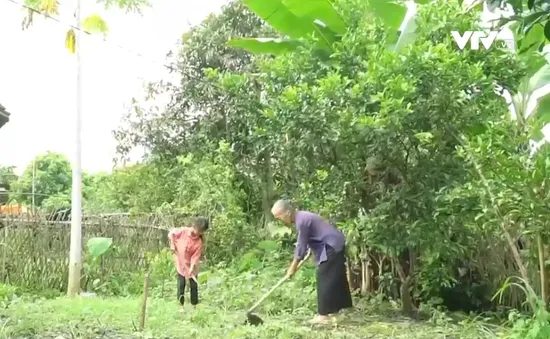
left=0, top=165, right=18, bottom=205
left=12, top=152, right=72, bottom=208
left=115, top=0, right=272, bottom=160
left=114, top=0, right=274, bottom=222
left=84, top=163, right=175, bottom=213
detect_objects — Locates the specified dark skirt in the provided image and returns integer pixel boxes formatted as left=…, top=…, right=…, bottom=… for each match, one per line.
left=316, top=246, right=353, bottom=315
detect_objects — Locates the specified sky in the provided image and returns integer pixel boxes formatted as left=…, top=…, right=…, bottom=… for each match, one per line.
left=0, top=0, right=228, bottom=175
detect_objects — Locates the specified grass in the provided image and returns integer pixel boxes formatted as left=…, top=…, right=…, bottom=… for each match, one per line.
left=0, top=253, right=513, bottom=338
left=0, top=293, right=507, bottom=338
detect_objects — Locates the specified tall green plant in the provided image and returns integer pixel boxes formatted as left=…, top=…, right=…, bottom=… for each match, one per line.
left=228, top=0, right=427, bottom=55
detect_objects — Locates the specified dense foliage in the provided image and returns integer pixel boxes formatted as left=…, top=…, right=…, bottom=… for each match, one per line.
left=110, top=0, right=525, bottom=313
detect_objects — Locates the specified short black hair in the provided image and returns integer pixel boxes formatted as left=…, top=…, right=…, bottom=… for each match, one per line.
left=192, top=217, right=209, bottom=232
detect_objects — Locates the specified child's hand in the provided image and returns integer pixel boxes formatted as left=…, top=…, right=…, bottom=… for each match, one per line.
left=193, top=263, right=200, bottom=276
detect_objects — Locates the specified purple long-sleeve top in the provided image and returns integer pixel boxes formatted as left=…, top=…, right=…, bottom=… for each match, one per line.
left=294, top=211, right=345, bottom=265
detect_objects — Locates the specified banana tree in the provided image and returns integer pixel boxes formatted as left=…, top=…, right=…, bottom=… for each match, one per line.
left=228, top=0, right=430, bottom=56
left=478, top=0, right=550, bottom=54
left=461, top=0, right=550, bottom=137
left=512, top=55, right=550, bottom=136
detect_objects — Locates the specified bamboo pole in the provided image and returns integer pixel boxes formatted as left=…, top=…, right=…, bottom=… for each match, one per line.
left=538, top=234, right=548, bottom=306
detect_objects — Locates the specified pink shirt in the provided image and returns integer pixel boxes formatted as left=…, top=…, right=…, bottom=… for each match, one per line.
left=168, top=227, right=203, bottom=278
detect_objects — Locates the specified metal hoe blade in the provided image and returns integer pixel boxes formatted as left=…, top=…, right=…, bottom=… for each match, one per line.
left=244, top=312, right=264, bottom=326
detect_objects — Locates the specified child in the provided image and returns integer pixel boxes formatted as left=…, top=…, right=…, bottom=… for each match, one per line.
left=168, top=217, right=209, bottom=308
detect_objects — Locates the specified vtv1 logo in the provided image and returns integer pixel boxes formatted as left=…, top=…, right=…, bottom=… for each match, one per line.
left=451, top=31, right=515, bottom=51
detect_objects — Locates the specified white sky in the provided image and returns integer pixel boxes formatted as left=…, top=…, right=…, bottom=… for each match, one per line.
left=0, top=0, right=227, bottom=175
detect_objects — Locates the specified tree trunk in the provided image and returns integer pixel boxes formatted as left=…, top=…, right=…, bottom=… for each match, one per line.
left=360, top=247, right=370, bottom=294
left=538, top=233, right=548, bottom=307
left=361, top=260, right=366, bottom=294
left=400, top=277, right=414, bottom=316
left=394, top=256, right=415, bottom=317
left=365, top=259, right=371, bottom=293
left=502, top=224, right=529, bottom=283
left=377, top=256, right=385, bottom=294
left=361, top=260, right=371, bottom=294
left=260, top=153, right=274, bottom=226
left=346, top=259, right=354, bottom=291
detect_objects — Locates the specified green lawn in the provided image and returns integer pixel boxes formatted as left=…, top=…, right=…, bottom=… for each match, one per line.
left=0, top=296, right=505, bottom=339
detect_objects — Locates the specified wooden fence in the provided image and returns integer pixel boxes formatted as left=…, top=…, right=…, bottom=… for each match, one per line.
left=0, top=212, right=175, bottom=292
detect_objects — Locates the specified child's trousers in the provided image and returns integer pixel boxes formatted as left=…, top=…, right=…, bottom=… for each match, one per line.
left=177, top=273, right=198, bottom=306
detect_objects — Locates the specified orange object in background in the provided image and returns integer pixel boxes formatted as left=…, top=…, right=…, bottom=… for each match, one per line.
left=0, top=204, right=28, bottom=215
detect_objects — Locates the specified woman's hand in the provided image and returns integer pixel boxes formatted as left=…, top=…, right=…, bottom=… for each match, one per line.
left=285, top=259, right=299, bottom=279
left=285, top=266, right=297, bottom=279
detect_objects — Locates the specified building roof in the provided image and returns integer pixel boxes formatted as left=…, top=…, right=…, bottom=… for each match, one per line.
left=0, top=104, right=10, bottom=129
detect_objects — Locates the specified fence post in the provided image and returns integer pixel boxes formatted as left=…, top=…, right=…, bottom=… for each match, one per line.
left=139, top=258, right=150, bottom=332
left=1, top=226, right=6, bottom=282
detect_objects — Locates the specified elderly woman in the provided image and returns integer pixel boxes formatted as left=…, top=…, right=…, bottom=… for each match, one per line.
left=271, top=199, right=353, bottom=324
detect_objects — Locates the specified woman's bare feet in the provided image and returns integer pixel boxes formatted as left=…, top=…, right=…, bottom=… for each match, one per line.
left=309, top=315, right=330, bottom=324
